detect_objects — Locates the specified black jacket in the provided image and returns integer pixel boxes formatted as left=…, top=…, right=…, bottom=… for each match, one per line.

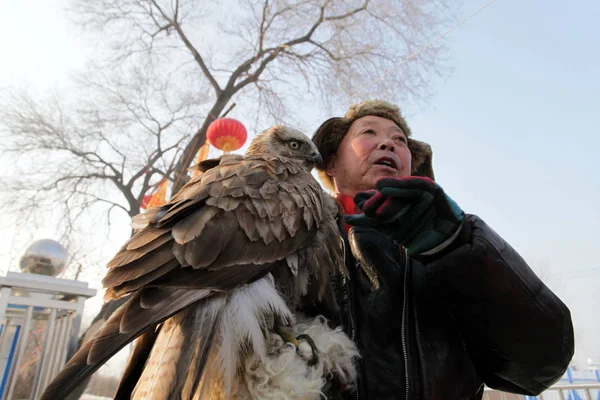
left=317, top=214, right=574, bottom=400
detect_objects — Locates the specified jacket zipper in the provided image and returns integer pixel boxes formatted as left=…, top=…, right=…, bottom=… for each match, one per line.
left=341, top=270, right=360, bottom=400
left=347, top=275, right=360, bottom=400
left=335, top=222, right=360, bottom=400
left=401, top=248, right=411, bottom=400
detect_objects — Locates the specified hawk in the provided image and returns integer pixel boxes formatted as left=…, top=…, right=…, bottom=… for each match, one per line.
left=41, top=126, right=357, bottom=400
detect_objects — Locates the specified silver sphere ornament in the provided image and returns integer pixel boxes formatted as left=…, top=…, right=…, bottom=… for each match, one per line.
left=19, top=239, right=69, bottom=276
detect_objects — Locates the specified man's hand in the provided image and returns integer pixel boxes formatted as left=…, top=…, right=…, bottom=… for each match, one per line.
left=344, top=177, right=464, bottom=256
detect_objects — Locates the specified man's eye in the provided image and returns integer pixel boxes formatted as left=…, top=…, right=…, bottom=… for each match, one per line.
left=362, top=129, right=375, bottom=135
left=394, top=136, right=407, bottom=144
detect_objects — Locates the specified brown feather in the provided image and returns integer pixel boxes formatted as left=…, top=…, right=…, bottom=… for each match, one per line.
left=243, top=169, right=271, bottom=185
left=288, top=188, right=306, bottom=207
left=137, top=288, right=168, bottom=310
left=108, top=231, right=172, bottom=269
left=262, top=197, right=281, bottom=216
left=114, top=328, right=160, bottom=400
left=303, top=206, right=315, bottom=230
left=132, top=296, right=225, bottom=400
left=282, top=207, right=303, bottom=237
left=254, top=214, right=275, bottom=244
left=286, top=162, right=299, bottom=174
left=170, top=179, right=210, bottom=203
left=205, top=195, right=241, bottom=212
left=156, top=198, right=206, bottom=228
left=187, top=158, right=222, bottom=174
left=307, top=188, right=324, bottom=220
left=259, top=181, right=279, bottom=199
left=279, top=190, right=297, bottom=213
left=235, top=205, right=260, bottom=241
left=52, top=289, right=210, bottom=390
left=301, top=189, right=321, bottom=223
left=107, top=258, right=180, bottom=300
left=269, top=217, right=287, bottom=242
left=102, top=244, right=175, bottom=289
left=171, top=207, right=219, bottom=245
left=183, top=217, right=239, bottom=268
left=245, top=186, right=262, bottom=199
left=150, top=262, right=270, bottom=290
left=118, top=288, right=212, bottom=336
left=228, top=188, right=246, bottom=197
left=220, top=174, right=247, bottom=189
left=250, top=196, right=268, bottom=218
left=126, top=227, right=171, bottom=250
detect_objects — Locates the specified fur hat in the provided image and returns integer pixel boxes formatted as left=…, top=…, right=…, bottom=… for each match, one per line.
left=312, top=100, right=434, bottom=192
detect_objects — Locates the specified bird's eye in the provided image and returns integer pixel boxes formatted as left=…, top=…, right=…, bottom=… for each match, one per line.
left=289, top=141, right=300, bottom=149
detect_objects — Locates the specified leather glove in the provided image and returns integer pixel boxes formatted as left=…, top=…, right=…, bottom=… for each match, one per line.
left=344, top=177, right=464, bottom=256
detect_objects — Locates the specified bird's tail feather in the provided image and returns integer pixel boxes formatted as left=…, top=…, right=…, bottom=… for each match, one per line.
left=40, top=288, right=211, bottom=400
left=131, top=294, right=227, bottom=400
left=114, top=328, right=160, bottom=400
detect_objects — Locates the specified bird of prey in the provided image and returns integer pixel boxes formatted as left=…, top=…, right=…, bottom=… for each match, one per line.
left=41, top=125, right=352, bottom=400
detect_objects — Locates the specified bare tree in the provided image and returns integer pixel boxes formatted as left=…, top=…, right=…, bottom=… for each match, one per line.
left=1, top=62, right=206, bottom=239
left=2, top=0, right=455, bottom=241
left=70, top=0, right=456, bottom=192
left=0, top=0, right=458, bottom=394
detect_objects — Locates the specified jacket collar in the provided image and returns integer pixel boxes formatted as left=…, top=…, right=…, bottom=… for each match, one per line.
left=336, top=194, right=361, bottom=215
left=336, top=194, right=361, bottom=234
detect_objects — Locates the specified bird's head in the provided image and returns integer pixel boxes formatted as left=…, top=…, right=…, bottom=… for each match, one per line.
left=246, top=125, right=323, bottom=168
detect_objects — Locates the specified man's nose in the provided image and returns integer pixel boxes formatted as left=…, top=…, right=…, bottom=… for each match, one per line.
left=378, top=138, right=395, bottom=152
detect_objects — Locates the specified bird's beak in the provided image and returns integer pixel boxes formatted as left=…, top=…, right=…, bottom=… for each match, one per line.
left=308, top=152, right=323, bottom=165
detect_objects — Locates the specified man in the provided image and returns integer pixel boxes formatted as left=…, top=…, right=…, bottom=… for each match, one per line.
left=309, top=100, right=574, bottom=399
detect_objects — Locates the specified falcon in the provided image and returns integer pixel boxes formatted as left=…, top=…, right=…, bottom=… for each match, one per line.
left=41, top=125, right=357, bottom=400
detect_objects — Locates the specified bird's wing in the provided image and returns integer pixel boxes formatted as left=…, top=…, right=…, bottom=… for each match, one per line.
left=104, top=154, right=326, bottom=297
left=41, top=287, right=212, bottom=400
left=41, top=154, right=330, bottom=400
left=113, top=327, right=159, bottom=400
left=129, top=294, right=227, bottom=400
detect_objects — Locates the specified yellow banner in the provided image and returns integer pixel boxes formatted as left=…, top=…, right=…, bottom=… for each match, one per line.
left=192, top=142, right=211, bottom=177
left=145, top=179, right=168, bottom=208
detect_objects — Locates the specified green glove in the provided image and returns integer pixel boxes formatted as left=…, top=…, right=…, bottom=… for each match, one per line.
left=344, top=177, right=464, bottom=255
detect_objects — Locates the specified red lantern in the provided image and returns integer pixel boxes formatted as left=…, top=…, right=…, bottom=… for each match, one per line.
left=140, top=194, right=153, bottom=210
left=207, top=118, right=247, bottom=153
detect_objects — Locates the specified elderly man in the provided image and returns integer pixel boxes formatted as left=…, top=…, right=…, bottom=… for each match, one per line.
left=309, top=100, right=574, bottom=399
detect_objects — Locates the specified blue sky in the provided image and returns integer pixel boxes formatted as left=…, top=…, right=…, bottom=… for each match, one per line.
left=408, top=0, right=600, bottom=367
left=0, top=0, right=598, bottom=369
left=412, top=0, right=600, bottom=253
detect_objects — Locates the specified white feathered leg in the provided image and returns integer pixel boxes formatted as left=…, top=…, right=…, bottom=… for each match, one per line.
left=188, top=276, right=359, bottom=400
left=241, top=314, right=360, bottom=400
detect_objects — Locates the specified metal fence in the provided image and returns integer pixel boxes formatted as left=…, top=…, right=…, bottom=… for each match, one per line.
left=483, top=367, right=600, bottom=400
left=485, top=383, right=600, bottom=400
left=0, top=272, right=96, bottom=400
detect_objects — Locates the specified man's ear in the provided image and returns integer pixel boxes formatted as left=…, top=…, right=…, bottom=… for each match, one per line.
left=408, top=138, right=435, bottom=180
left=326, top=158, right=336, bottom=178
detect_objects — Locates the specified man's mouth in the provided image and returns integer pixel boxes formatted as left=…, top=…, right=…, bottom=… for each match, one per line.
left=373, top=157, right=398, bottom=170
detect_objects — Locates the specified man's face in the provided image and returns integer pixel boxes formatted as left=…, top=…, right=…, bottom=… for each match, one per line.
left=327, top=115, right=412, bottom=197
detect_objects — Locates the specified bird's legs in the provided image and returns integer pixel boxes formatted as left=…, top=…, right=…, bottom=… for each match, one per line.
left=273, top=325, right=319, bottom=366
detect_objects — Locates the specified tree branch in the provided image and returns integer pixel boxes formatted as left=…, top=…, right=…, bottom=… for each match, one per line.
left=324, top=0, right=369, bottom=22
left=148, top=0, right=222, bottom=95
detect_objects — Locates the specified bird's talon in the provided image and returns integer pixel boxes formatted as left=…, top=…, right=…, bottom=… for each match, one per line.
left=296, top=333, right=319, bottom=366
left=274, top=325, right=300, bottom=347
left=274, top=327, right=319, bottom=366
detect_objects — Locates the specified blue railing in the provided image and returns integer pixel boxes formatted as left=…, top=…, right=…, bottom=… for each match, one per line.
left=486, top=368, right=600, bottom=400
